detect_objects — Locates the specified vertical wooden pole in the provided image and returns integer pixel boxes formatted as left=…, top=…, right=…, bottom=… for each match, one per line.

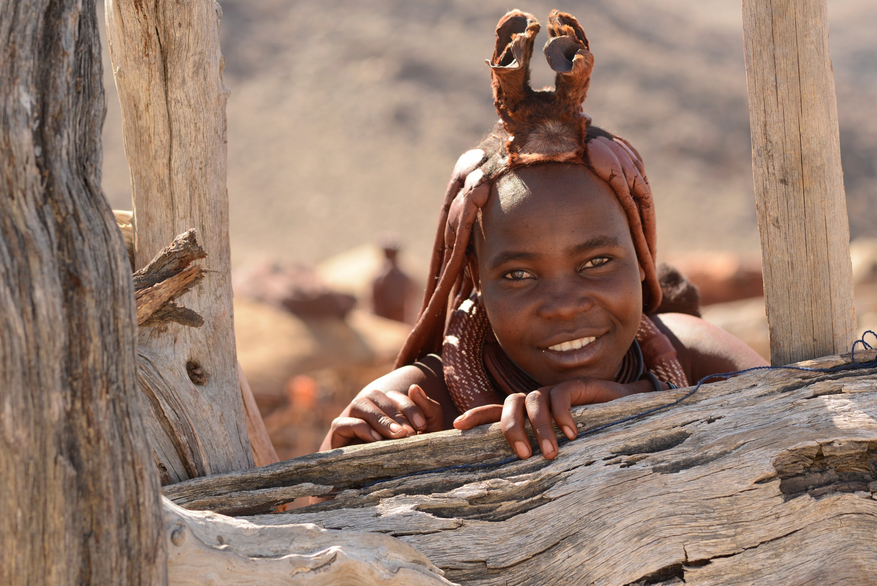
left=105, top=0, right=254, bottom=482
left=0, top=0, right=165, bottom=582
left=742, top=0, right=856, bottom=365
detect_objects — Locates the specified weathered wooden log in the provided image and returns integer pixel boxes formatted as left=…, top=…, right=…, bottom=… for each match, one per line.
left=0, top=0, right=165, bottom=582
left=163, top=383, right=713, bottom=515
left=166, top=352, right=877, bottom=585
left=162, top=498, right=452, bottom=585
left=742, top=0, right=856, bottom=365
left=106, top=0, right=254, bottom=482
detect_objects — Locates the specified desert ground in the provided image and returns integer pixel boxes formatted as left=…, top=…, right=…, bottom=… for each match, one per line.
left=96, top=1, right=877, bottom=458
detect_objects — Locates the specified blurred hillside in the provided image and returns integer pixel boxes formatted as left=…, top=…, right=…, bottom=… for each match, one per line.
left=98, top=0, right=877, bottom=268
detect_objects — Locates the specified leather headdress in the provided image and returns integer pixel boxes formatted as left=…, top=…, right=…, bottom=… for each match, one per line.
left=489, top=10, right=594, bottom=166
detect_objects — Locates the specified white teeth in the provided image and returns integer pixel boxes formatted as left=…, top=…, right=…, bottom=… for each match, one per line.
left=548, top=336, right=596, bottom=352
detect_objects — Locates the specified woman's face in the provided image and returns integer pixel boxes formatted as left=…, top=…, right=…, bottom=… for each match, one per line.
left=472, top=163, right=645, bottom=385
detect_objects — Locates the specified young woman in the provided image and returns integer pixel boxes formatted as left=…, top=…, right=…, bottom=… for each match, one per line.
left=320, top=9, right=766, bottom=460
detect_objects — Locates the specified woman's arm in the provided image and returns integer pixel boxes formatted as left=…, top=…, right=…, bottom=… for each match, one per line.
left=651, top=313, right=769, bottom=383
left=319, top=354, right=459, bottom=451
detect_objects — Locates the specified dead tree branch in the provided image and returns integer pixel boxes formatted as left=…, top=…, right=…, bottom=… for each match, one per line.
left=134, top=229, right=207, bottom=328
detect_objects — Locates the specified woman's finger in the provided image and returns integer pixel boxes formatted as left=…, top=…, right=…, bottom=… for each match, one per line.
left=564, top=378, right=630, bottom=406
left=408, top=384, right=446, bottom=432
left=347, top=397, right=413, bottom=439
left=385, top=389, right=428, bottom=431
left=500, top=393, right=532, bottom=459
left=361, top=390, right=417, bottom=435
left=328, top=416, right=383, bottom=449
left=524, top=390, right=558, bottom=459
left=548, top=383, right=578, bottom=441
left=453, top=403, right=503, bottom=430
left=549, top=379, right=633, bottom=442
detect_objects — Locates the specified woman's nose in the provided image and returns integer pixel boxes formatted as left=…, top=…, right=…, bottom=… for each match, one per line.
left=536, top=278, right=593, bottom=320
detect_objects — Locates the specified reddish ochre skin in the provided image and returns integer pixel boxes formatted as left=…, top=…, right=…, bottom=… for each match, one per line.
left=471, top=163, right=644, bottom=386
left=394, top=10, right=663, bottom=370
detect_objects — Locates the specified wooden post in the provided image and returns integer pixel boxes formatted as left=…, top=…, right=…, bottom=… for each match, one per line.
left=0, top=0, right=165, bottom=582
left=105, top=0, right=254, bottom=482
left=742, top=0, right=856, bottom=365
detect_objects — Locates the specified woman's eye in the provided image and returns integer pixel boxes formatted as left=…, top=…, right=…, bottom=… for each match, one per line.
left=503, top=269, right=534, bottom=281
left=582, top=256, right=610, bottom=269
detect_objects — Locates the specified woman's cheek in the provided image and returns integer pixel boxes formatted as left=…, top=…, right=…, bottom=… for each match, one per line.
left=483, top=289, right=530, bottom=345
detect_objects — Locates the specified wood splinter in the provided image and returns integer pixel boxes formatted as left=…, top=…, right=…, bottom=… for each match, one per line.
left=133, top=229, right=208, bottom=327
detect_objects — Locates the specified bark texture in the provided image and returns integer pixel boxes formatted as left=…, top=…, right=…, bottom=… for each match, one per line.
left=742, top=0, right=856, bottom=365
left=105, top=0, right=253, bottom=482
left=167, top=353, right=877, bottom=585
left=163, top=498, right=452, bottom=585
left=0, top=0, right=165, bottom=583
left=133, top=229, right=206, bottom=328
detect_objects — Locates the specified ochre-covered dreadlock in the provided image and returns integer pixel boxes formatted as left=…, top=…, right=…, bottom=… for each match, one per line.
left=395, top=10, right=685, bottom=411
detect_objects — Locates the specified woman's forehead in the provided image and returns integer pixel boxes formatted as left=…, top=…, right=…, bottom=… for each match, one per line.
left=489, top=163, right=620, bottom=219
left=475, top=162, right=632, bottom=256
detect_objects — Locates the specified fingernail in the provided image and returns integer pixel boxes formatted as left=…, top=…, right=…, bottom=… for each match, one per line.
left=389, top=422, right=403, bottom=434
left=541, top=439, right=555, bottom=457
left=514, top=441, right=531, bottom=459
left=370, top=429, right=381, bottom=441
left=563, top=426, right=576, bottom=440
left=412, top=413, right=426, bottom=429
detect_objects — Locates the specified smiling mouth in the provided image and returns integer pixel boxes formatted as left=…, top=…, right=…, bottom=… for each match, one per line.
left=546, top=335, right=597, bottom=352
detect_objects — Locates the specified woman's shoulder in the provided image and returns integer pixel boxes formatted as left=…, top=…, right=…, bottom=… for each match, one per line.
left=650, top=312, right=769, bottom=383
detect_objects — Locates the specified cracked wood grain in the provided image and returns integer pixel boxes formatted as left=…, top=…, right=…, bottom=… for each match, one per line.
left=742, top=0, right=856, bottom=365
left=169, top=353, right=877, bottom=585
left=0, top=0, right=165, bottom=582
left=106, top=0, right=254, bottom=483
left=162, top=498, right=454, bottom=585
left=136, top=265, right=205, bottom=327
left=134, top=229, right=207, bottom=327
left=163, top=383, right=709, bottom=515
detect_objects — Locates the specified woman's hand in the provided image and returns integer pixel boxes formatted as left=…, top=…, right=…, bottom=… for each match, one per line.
left=454, top=377, right=656, bottom=459
left=323, top=384, right=444, bottom=450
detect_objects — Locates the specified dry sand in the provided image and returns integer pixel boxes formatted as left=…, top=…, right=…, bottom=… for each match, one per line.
left=97, top=0, right=877, bottom=272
